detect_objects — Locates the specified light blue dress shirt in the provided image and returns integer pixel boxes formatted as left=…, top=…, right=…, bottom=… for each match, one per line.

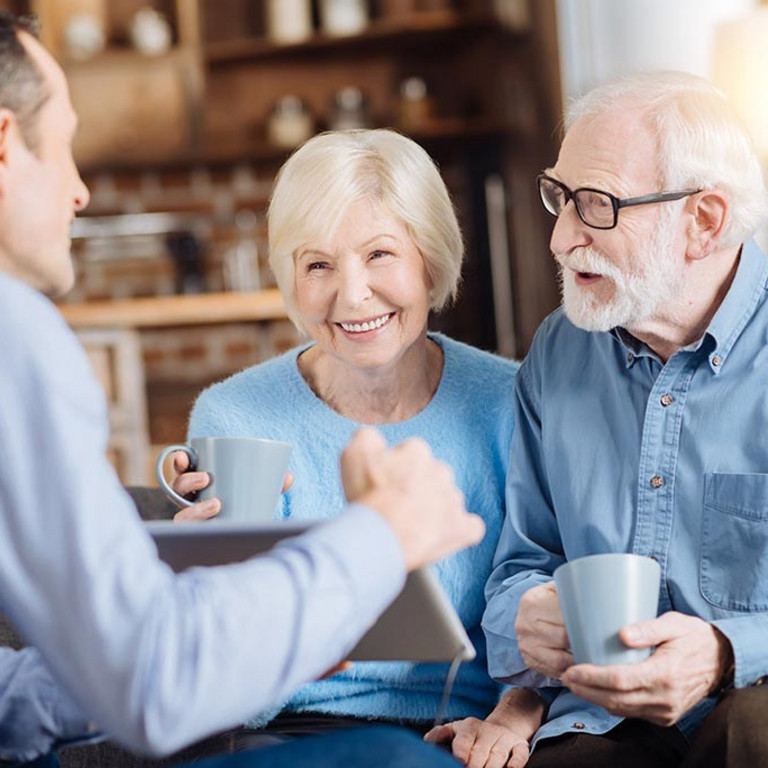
left=0, top=272, right=406, bottom=760
left=483, top=239, right=768, bottom=748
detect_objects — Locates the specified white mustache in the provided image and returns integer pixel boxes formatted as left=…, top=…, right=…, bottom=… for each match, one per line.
left=555, top=247, right=619, bottom=278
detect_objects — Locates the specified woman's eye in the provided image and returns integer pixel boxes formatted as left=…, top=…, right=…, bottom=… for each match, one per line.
left=307, top=261, right=329, bottom=271
left=369, top=250, right=391, bottom=260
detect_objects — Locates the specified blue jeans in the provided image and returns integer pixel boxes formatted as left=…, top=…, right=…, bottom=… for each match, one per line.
left=11, top=755, right=59, bottom=768
left=184, top=726, right=458, bottom=768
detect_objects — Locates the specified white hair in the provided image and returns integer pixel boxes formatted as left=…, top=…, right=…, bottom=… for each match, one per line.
left=267, top=129, right=463, bottom=331
left=566, top=71, right=768, bottom=247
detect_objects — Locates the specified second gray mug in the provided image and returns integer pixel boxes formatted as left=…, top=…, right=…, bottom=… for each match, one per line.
left=554, top=552, right=661, bottom=666
left=155, top=436, right=292, bottom=522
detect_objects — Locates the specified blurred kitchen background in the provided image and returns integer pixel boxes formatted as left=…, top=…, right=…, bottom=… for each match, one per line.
left=2, top=0, right=765, bottom=485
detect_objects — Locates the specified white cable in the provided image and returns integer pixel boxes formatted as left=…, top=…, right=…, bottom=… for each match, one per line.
left=433, top=651, right=464, bottom=727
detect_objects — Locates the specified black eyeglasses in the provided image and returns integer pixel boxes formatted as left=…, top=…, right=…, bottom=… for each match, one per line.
left=537, top=174, right=701, bottom=230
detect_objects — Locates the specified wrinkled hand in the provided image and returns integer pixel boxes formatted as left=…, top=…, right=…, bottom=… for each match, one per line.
left=340, top=428, right=485, bottom=570
left=561, top=612, right=733, bottom=726
left=171, top=450, right=294, bottom=522
left=424, top=718, right=531, bottom=768
left=515, top=581, right=572, bottom=679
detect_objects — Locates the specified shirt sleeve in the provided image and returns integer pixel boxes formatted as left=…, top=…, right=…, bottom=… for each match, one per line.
left=711, top=614, right=768, bottom=688
left=0, top=648, right=99, bottom=764
left=482, top=334, right=567, bottom=689
left=0, top=286, right=406, bottom=757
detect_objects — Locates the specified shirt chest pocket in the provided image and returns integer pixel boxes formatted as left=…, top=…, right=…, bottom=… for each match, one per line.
left=701, top=473, right=768, bottom=612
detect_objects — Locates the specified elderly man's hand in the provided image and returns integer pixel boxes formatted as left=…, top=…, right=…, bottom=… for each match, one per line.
left=560, top=612, right=733, bottom=726
left=515, top=582, right=573, bottom=679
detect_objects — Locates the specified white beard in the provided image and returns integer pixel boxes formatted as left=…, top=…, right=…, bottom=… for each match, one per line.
left=556, top=212, right=685, bottom=333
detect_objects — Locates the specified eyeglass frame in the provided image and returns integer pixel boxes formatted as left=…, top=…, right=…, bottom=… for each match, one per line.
left=537, top=173, right=702, bottom=230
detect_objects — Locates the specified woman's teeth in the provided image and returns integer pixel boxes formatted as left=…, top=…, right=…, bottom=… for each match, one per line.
left=339, top=314, right=392, bottom=333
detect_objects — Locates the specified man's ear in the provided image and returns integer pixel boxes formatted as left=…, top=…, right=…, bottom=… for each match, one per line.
left=0, top=109, right=19, bottom=197
left=685, top=189, right=729, bottom=261
left=0, top=108, right=16, bottom=159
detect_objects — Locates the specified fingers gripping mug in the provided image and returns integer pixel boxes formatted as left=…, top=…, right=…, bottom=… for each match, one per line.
left=155, top=436, right=292, bottom=522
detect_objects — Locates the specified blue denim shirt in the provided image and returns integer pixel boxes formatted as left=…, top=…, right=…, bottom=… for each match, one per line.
left=0, top=648, right=100, bottom=765
left=483, top=239, right=768, bottom=747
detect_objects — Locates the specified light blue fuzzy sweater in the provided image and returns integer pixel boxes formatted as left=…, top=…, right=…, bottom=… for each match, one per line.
left=188, top=333, right=518, bottom=724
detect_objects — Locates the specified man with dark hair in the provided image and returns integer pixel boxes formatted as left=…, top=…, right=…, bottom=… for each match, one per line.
left=0, top=13, right=47, bottom=150
left=0, top=12, right=482, bottom=767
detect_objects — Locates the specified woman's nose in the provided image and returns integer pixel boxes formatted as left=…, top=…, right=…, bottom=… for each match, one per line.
left=337, top=263, right=373, bottom=307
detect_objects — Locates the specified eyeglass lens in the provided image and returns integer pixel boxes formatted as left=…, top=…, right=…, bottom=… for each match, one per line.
left=539, top=177, right=615, bottom=228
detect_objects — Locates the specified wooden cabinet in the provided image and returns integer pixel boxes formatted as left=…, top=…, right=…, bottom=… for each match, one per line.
left=27, top=0, right=204, bottom=167
left=8, top=0, right=560, bottom=355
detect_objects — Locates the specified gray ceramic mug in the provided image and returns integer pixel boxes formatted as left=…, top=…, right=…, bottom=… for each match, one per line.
left=155, top=436, right=292, bottom=522
left=554, top=553, right=661, bottom=666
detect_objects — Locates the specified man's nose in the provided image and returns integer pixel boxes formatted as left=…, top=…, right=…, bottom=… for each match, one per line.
left=549, top=200, right=592, bottom=256
left=73, top=173, right=90, bottom=212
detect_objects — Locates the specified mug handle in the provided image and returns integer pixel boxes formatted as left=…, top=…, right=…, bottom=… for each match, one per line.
left=155, top=444, right=197, bottom=508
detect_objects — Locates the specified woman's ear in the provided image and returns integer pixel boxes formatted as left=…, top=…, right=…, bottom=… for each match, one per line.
left=685, top=189, right=729, bottom=261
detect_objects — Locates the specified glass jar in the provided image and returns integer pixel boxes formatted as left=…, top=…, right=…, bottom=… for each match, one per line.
left=266, top=0, right=313, bottom=43
left=320, top=0, right=369, bottom=37
left=267, top=96, right=314, bottom=149
left=329, top=87, right=370, bottom=130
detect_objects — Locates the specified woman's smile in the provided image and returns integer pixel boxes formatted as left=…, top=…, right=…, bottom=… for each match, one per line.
left=337, top=312, right=395, bottom=335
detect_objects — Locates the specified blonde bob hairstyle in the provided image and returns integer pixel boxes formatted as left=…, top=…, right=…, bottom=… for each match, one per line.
left=267, top=129, right=464, bottom=332
left=566, top=71, right=768, bottom=248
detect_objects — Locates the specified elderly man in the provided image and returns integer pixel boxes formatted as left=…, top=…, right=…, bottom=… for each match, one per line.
left=480, top=71, right=768, bottom=767
left=0, top=11, right=483, bottom=767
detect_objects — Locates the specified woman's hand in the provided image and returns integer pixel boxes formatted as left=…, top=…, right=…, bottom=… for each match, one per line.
left=170, top=451, right=295, bottom=522
left=424, top=718, right=531, bottom=768
left=170, top=450, right=220, bottom=521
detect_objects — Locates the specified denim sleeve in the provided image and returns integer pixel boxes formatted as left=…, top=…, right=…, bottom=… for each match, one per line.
left=482, top=338, right=566, bottom=689
left=712, top=614, right=768, bottom=688
left=0, top=648, right=98, bottom=764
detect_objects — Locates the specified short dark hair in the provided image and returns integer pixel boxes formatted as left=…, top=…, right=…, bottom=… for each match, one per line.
left=0, top=12, right=49, bottom=151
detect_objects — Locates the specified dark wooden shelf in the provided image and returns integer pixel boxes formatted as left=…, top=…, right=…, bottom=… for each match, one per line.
left=78, top=117, right=516, bottom=175
left=205, top=10, right=521, bottom=65
left=203, top=116, right=513, bottom=158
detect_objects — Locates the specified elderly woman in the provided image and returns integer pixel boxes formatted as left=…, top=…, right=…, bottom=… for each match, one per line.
left=173, top=129, right=541, bottom=766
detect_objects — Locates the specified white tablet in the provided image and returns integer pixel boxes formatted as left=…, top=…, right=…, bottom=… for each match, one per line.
left=145, top=520, right=476, bottom=663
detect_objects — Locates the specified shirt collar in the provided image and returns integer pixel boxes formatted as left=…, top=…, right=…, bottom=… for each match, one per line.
left=611, top=327, right=657, bottom=368
left=611, top=239, right=768, bottom=373
left=702, top=238, right=768, bottom=372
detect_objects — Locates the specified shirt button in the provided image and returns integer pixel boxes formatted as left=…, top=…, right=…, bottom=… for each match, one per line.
left=573, top=722, right=586, bottom=730
left=755, top=676, right=767, bottom=686
left=626, top=353, right=634, bottom=363
left=660, top=393, right=674, bottom=407
left=650, top=475, right=664, bottom=489
left=712, top=355, right=722, bottom=367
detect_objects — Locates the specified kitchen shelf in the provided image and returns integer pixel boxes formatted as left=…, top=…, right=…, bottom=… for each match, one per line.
left=77, top=117, right=516, bottom=174
left=205, top=10, right=517, bottom=65
left=59, top=289, right=287, bottom=329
